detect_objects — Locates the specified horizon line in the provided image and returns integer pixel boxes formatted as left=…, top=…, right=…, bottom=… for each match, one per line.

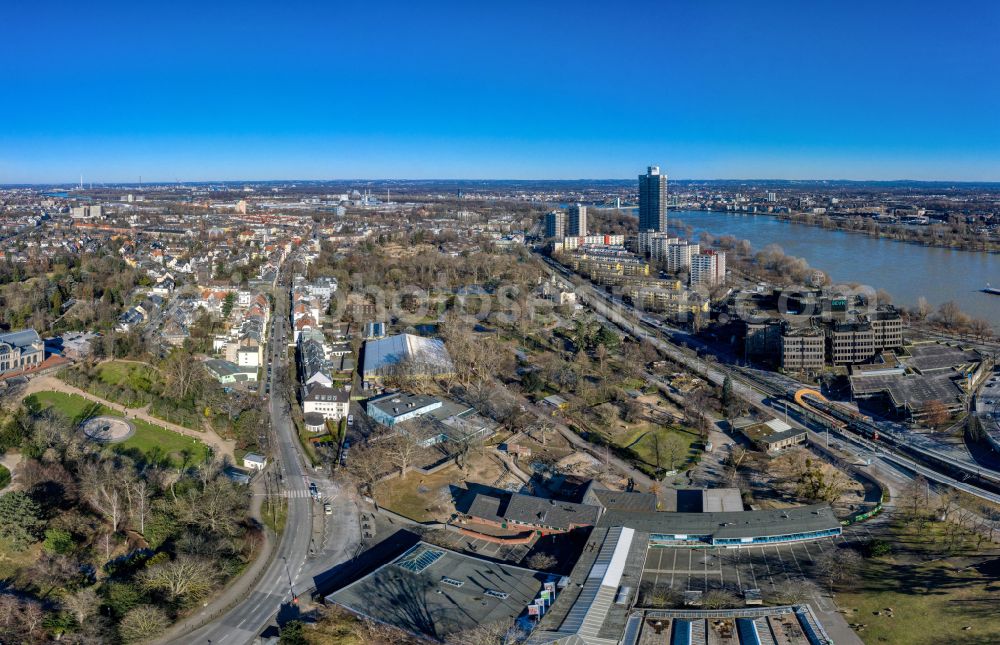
left=6, top=176, right=1000, bottom=187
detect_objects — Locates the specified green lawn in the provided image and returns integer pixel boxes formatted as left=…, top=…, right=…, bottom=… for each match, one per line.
left=838, top=554, right=1000, bottom=644
left=96, top=360, right=160, bottom=392
left=26, top=391, right=210, bottom=467
left=0, top=540, right=42, bottom=580
left=836, top=520, right=1000, bottom=645
left=615, top=424, right=701, bottom=472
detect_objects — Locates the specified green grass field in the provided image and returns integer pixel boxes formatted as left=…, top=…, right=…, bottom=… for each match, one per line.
left=837, top=520, right=1000, bottom=644
left=96, top=360, right=160, bottom=392
left=616, top=424, right=701, bottom=472
left=838, top=555, right=1000, bottom=644
left=26, top=391, right=210, bottom=467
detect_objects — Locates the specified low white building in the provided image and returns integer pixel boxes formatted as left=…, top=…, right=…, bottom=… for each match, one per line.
left=243, top=453, right=267, bottom=471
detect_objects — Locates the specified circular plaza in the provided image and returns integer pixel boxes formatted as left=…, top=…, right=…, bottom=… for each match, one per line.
left=81, top=416, right=135, bottom=444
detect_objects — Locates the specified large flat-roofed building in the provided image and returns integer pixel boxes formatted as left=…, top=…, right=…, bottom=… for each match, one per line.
left=466, top=492, right=602, bottom=533
left=527, top=503, right=842, bottom=645
left=744, top=320, right=783, bottom=364
left=627, top=606, right=834, bottom=645
left=0, top=329, right=45, bottom=375
left=527, top=526, right=643, bottom=645
left=597, top=503, right=839, bottom=547
left=465, top=483, right=838, bottom=547
left=326, top=541, right=552, bottom=642
left=361, top=333, right=454, bottom=381
left=657, top=487, right=744, bottom=513
left=870, top=306, right=903, bottom=350
left=366, top=391, right=442, bottom=427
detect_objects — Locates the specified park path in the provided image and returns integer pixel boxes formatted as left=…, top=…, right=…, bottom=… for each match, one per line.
left=21, top=374, right=236, bottom=459
left=0, top=452, right=21, bottom=492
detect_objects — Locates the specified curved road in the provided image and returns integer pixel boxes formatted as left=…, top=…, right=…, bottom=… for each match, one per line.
left=173, top=269, right=316, bottom=645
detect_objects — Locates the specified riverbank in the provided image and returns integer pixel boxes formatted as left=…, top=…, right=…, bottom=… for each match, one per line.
left=772, top=210, right=1000, bottom=254
left=664, top=210, right=999, bottom=325
left=692, top=207, right=1000, bottom=254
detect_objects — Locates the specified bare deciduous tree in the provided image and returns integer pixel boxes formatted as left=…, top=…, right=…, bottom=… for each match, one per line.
left=118, top=605, right=170, bottom=643
left=140, top=556, right=217, bottom=603
left=815, top=548, right=861, bottom=593
left=80, top=460, right=128, bottom=532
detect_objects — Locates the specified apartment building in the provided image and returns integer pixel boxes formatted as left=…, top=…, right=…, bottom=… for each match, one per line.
left=301, top=382, right=350, bottom=421
left=568, top=249, right=650, bottom=285
left=636, top=231, right=677, bottom=257
left=622, top=283, right=708, bottom=322
left=689, top=250, right=726, bottom=287
left=667, top=240, right=701, bottom=272
left=566, top=203, right=587, bottom=237
left=544, top=210, right=566, bottom=239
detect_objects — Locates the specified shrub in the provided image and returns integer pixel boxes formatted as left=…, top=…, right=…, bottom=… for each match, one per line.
left=43, top=528, right=75, bottom=555
left=863, top=538, right=892, bottom=558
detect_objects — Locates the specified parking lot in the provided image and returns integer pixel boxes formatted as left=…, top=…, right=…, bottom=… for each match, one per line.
left=638, top=519, right=885, bottom=595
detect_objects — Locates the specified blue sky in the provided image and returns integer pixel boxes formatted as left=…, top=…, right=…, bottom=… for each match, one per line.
left=2, top=0, right=998, bottom=183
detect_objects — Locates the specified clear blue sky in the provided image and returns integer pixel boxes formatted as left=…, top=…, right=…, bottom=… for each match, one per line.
left=2, top=0, right=998, bottom=183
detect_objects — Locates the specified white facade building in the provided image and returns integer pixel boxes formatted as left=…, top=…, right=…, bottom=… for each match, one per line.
left=667, top=241, right=700, bottom=272
left=690, top=250, right=726, bottom=287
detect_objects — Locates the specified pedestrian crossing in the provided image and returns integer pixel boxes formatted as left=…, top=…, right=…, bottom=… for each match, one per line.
left=285, top=489, right=314, bottom=499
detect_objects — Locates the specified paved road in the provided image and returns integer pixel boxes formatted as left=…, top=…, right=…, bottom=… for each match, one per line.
left=174, top=262, right=363, bottom=645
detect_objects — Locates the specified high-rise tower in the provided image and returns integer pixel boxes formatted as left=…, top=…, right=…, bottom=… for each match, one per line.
left=638, top=165, right=668, bottom=232
left=567, top=203, right=587, bottom=237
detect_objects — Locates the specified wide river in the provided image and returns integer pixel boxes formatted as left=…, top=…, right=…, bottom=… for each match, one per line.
left=609, top=208, right=999, bottom=324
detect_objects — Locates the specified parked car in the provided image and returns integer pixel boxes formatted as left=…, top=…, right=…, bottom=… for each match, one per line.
left=324, top=502, right=332, bottom=515
left=347, top=414, right=354, bottom=426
